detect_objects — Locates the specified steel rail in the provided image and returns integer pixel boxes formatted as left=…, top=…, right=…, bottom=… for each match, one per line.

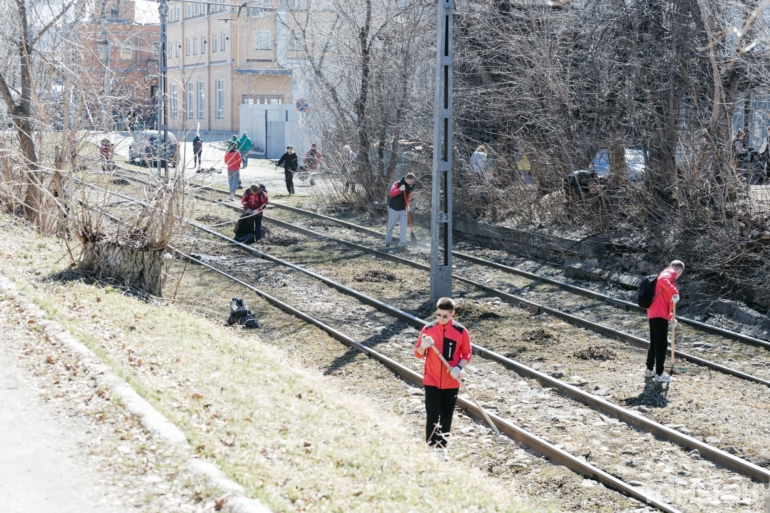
left=268, top=201, right=770, bottom=351
left=87, top=179, right=770, bottom=483
left=116, top=163, right=770, bottom=351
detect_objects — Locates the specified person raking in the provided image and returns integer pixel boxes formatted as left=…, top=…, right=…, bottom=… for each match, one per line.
left=645, top=260, right=685, bottom=383
left=384, top=173, right=415, bottom=248
left=415, top=297, right=472, bottom=457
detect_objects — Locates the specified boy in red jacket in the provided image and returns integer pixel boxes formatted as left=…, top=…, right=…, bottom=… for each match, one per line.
left=646, top=260, right=685, bottom=383
left=415, top=297, right=471, bottom=451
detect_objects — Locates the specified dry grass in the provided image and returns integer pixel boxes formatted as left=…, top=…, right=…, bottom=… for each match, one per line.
left=0, top=213, right=532, bottom=513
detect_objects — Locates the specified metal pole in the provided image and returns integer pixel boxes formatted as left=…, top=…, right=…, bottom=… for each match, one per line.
left=158, top=0, right=169, bottom=182
left=430, top=0, right=453, bottom=303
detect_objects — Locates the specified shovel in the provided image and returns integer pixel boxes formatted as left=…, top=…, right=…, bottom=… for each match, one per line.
left=404, top=192, right=418, bottom=245
left=670, top=303, right=687, bottom=374
left=423, top=335, right=500, bottom=438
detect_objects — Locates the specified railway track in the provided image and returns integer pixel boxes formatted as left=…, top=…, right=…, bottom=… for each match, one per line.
left=79, top=173, right=770, bottom=512
left=175, top=170, right=770, bottom=350
left=103, top=167, right=770, bottom=388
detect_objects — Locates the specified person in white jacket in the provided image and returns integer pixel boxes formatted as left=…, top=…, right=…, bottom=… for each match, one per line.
left=759, top=126, right=770, bottom=179
left=469, top=145, right=488, bottom=181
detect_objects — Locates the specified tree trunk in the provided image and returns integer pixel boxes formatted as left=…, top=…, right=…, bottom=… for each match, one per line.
left=81, top=242, right=165, bottom=296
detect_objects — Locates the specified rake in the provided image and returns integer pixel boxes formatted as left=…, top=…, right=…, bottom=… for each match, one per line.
left=423, top=335, right=500, bottom=438
left=670, top=303, right=687, bottom=374
left=404, top=191, right=418, bottom=245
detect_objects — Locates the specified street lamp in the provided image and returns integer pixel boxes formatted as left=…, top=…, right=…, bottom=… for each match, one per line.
left=430, top=0, right=454, bottom=302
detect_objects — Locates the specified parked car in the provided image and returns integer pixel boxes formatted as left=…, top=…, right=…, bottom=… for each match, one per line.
left=588, top=148, right=646, bottom=182
left=128, top=130, right=178, bottom=167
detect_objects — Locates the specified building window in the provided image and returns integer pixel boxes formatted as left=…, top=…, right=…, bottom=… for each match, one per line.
left=197, top=82, right=205, bottom=118
left=255, top=30, right=270, bottom=50
left=193, top=2, right=199, bottom=15
left=193, top=36, right=198, bottom=55
left=187, top=87, right=194, bottom=120
left=216, top=80, right=224, bottom=118
left=171, top=84, right=178, bottom=118
left=175, top=40, right=180, bottom=59
left=120, top=40, right=132, bottom=60
left=212, top=33, right=218, bottom=52
left=289, top=37, right=302, bottom=51
left=221, top=32, right=226, bottom=51
left=289, top=0, right=306, bottom=9
left=242, top=94, right=283, bottom=104
left=176, top=6, right=180, bottom=20
left=202, top=37, right=207, bottom=53
left=153, top=42, right=160, bottom=59
left=186, top=3, right=191, bottom=17
left=186, top=38, right=191, bottom=56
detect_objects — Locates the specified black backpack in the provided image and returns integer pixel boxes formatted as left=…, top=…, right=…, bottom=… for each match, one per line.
left=637, top=274, right=659, bottom=308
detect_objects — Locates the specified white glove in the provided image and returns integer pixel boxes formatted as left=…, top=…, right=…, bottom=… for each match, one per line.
left=419, top=335, right=434, bottom=350
left=672, top=294, right=680, bottom=304
left=406, top=206, right=410, bottom=212
left=670, top=319, right=678, bottom=329
left=399, top=184, right=406, bottom=191
left=449, top=366, right=462, bottom=380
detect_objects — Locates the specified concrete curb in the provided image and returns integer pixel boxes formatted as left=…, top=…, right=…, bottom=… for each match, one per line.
left=0, top=274, right=271, bottom=513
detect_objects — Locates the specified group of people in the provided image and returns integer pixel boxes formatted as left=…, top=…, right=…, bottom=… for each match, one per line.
left=223, top=132, right=254, bottom=200
left=411, top=264, right=685, bottom=457
left=274, top=143, right=326, bottom=193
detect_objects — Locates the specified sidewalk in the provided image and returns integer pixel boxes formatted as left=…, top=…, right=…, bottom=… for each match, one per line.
left=0, top=308, right=120, bottom=512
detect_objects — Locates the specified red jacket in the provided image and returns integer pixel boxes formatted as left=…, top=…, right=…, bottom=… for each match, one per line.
left=224, top=150, right=242, bottom=172
left=415, top=319, right=472, bottom=389
left=647, top=267, right=679, bottom=320
left=242, top=187, right=268, bottom=213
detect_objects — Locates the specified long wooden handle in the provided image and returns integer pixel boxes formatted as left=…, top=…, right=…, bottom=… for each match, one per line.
left=671, top=303, right=676, bottom=365
left=423, top=336, right=501, bottom=437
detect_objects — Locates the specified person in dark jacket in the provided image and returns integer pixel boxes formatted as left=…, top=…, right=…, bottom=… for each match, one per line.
left=276, top=146, right=298, bottom=194
left=645, top=260, right=684, bottom=383
left=384, top=173, right=415, bottom=247
left=192, top=133, right=203, bottom=170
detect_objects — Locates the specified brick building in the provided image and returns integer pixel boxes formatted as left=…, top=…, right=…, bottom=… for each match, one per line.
left=166, top=0, right=302, bottom=133
left=76, top=0, right=159, bottom=127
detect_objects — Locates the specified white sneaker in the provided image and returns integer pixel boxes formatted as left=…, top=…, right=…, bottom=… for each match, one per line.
left=644, top=369, right=655, bottom=378
left=655, top=372, right=675, bottom=383
left=229, top=195, right=235, bottom=201
left=432, top=447, right=448, bottom=461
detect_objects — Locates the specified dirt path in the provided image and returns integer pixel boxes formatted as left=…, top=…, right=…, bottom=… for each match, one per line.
left=0, top=330, right=118, bottom=513
left=0, top=276, right=218, bottom=512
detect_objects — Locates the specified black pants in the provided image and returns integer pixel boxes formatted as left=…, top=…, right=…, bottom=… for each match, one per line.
left=424, top=386, right=458, bottom=447
left=284, top=170, right=295, bottom=194
left=194, top=150, right=202, bottom=167
left=647, top=318, right=669, bottom=375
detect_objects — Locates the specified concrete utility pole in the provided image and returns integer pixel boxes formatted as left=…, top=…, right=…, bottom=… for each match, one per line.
left=429, top=0, right=454, bottom=303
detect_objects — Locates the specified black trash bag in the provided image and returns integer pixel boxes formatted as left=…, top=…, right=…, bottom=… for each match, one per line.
left=227, top=297, right=259, bottom=328
left=233, top=214, right=257, bottom=244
